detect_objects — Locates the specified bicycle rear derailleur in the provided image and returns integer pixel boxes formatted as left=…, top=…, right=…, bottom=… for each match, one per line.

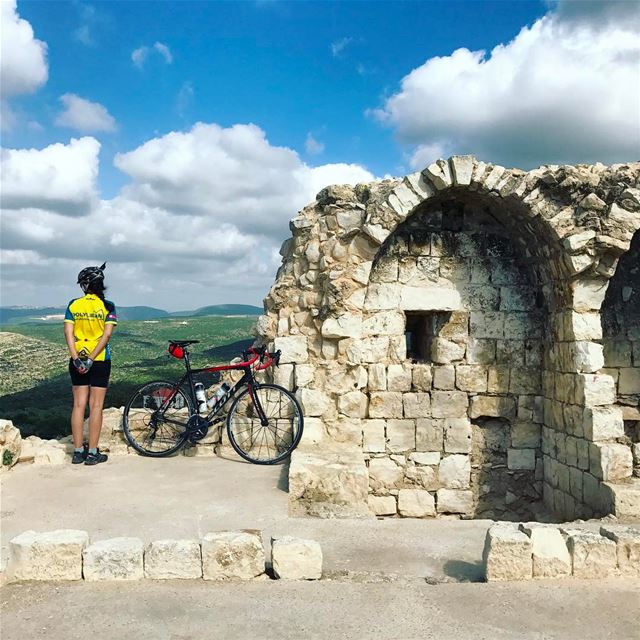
left=186, top=415, right=210, bottom=443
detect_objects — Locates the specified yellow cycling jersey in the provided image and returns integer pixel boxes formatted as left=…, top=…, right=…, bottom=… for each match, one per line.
left=64, top=294, right=117, bottom=361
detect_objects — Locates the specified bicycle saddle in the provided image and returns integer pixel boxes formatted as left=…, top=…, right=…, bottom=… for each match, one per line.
left=169, top=340, right=200, bottom=346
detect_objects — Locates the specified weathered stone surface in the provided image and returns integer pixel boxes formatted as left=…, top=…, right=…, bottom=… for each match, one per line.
left=322, top=314, right=362, bottom=339
left=431, top=338, right=466, bottom=364
left=0, top=419, right=21, bottom=472
left=444, top=418, right=472, bottom=453
left=399, top=286, right=462, bottom=311
left=337, top=391, right=368, bottom=418
left=439, top=454, right=470, bottom=489
left=507, top=448, right=536, bottom=471
left=575, top=374, right=616, bottom=406
left=271, top=536, right=322, bottom=580
left=483, top=523, right=533, bottom=582
left=416, top=418, right=444, bottom=451
left=289, top=448, right=369, bottom=511
left=83, top=537, right=144, bottom=581
left=274, top=336, right=309, bottom=363
left=410, top=451, right=440, bottom=465
left=563, top=530, right=617, bottom=579
left=202, top=530, right=265, bottom=580
left=470, top=395, right=516, bottom=419
left=437, top=489, right=473, bottom=515
left=368, top=456, right=404, bottom=491
left=18, top=436, right=68, bottom=465
left=362, top=419, right=385, bottom=453
left=404, top=464, right=438, bottom=490
left=402, top=393, right=431, bottom=419
left=520, top=524, right=571, bottom=578
left=386, top=419, right=416, bottom=452
left=590, top=443, right=633, bottom=481
left=368, top=392, right=403, bottom=419
left=398, top=489, right=436, bottom=517
left=600, top=525, right=640, bottom=577
left=298, top=389, right=331, bottom=417
left=368, top=494, right=397, bottom=515
left=144, top=540, right=202, bottom=579
left=8, top=530, right=89, bottom=581
left=431, top=391, right=468, bottom=418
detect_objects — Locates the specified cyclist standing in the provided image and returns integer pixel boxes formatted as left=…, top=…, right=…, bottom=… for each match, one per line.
left=63, top=263, right=117, bottom=465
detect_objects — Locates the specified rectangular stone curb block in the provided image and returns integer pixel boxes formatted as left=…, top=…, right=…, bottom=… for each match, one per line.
left=519, top=524, right=571, bottom=578
left=600, top=525, right=640, bottom=577
left=202, top=530, right=265, bottom=581
left=144, top=540, right=202, bottom=580
left=8, top=530, right=89, bottom=582
left=271, top=536, right=323, bottom=580
left=83, top=537, right=144, bottom=581
left=483, top=523, right=533, bottom=582
left=562, top=529, right=618, bottom=579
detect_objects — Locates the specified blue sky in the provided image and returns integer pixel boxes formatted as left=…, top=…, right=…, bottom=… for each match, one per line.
left=1, top=0, right=638, bottom=309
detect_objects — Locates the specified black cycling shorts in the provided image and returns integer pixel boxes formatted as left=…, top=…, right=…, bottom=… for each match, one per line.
left=69, top=359, right=112, bottom=388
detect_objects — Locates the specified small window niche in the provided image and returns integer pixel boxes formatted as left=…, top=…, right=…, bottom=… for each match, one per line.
left=405, top=311, right=452, bottom=362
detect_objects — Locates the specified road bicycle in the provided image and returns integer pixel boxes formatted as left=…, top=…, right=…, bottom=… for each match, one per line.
left=122, top=341, right=304, bottom=464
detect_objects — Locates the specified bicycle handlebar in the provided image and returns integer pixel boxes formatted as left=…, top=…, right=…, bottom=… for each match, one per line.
left=242, top=346, right=281, bottom=370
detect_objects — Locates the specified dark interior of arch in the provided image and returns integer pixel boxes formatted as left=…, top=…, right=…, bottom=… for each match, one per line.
left=601, top=229, right=640, bottom=443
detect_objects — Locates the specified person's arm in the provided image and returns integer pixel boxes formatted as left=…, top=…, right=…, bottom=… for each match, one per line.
left=64, top=322, right=79, bottom=359
left=88, top=323, right=115, bottom=361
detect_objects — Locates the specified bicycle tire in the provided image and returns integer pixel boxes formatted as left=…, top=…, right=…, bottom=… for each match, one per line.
left=226, top=383, right=304, bottom=465
left=123, top=380, right=193, bottom=457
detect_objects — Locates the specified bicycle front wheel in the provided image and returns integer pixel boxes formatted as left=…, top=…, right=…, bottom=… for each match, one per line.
left=123, top=381, right=193, bottom=457
left=226, top=383, right=303, bottom=465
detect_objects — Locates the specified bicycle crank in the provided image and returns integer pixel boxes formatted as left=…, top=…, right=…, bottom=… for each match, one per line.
left=186, top=415, right=211, bottom=443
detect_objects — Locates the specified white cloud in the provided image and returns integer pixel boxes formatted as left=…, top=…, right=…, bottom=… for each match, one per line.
left=114, top=122, right=374, bottom=238
left=1, top=122, right=375, bottom=308
left=74, top=25, right=92, bottom=46
left=131, top=42, right=173, bottom=69
left=371, top=0, right=640, bottom=168
left=0, top=0, right=48, bottom=97
left=305, top=133, right=325, bottom=155
left=176, top=81, right=194, bottom=116
left=0, top=137, right=101, bottom=216
left=54, top=94, right=117, bottom=133
left=331, top=37, right=353, bottom=57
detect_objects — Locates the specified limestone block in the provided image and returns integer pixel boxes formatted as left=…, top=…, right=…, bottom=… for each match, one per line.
left=412, top=365, right=433, bottom=391
left=470, top=395, right=516, bottom=420
left=431, top=338, right=465, bottom=364
left=362, top=419, right=385, bottom=453
left=18, top=437, right=68, bottom=465
left=590, top=442, right=633, bottom=481
left=298, top=389, right=331, bottom=417
left=297, top=418, right=325, bottom=448
left=566, top=311, right=602, bottom=341
left=337, top=391, right=368, bottom=418
left=603, top=478, right=640, bottom=519
left=359, top=337, right=390, bottom=363
left=364, top=283, right=400, bottom=311
left=8, top=530, right=89, bottom=581
left=416, top=418, right=444, bottom=451
left=487, top=366, right=510, bottom=393
left=362, top=311, right=405, bottom=337
left=367, top=363, right=387, bottom=391
left=509, top=368, right=540, bottom=395
left=410, top=451, right=440, bottom=465
left=511, top=422, right=541, bottom=449
left=368, top=392, right=403, bottom=419
left=576, top=373, right=616, bottom=406
left=572, top=341, right=604, bottom=374
left=564, top=530, right=617, bottom=579
left=368, top=456, right=404, bottom=491
left=0, top=419, right=21, bottom=471
left=386, top=364, right=412, bottom=392
left=321, top=314, right=362, bottom=339
left=383, top=417, right=414, bottom=452
left=455, top=365, right=487, bottom=392
left=289, top=448, right=369, bottom=508
left=571, top=278, right=608, bottom=312
left=466, top=338, right=496, bottom=364
left=432, top=365, right=455, bottom=390
left=368, top=495, right=397, bottom=516
left=83, top=537, right=144, bottom=581
left=582, top=405, right=624, bottom=441
left=483, top=523, right=533, bottom=582
left=439, top=454, right=470, bottom=489
left=619, top=367, right=640, bottom=395
left=431, top=391, right=468, bottom=418
left=437, top=489, right=473, bottom=515
left=399, top=286, right=462, bottom=311
left=202, top=531, right=265, bottom=581
left=271, top=536, right=322, bottom=580
left=508, top=448, right=536, bottom=471
left=470, top=312, right=504, bottom=339
left=274, top=336, right=308, bottom=363
left=424, top=159, right=453, bottom=190
left=402, top=393, right=431, bottom=419
left=404, top=464, right=438, bottom=490
left=398, top=489, right=436, bottom=517
left=144, top=540, right=202, bottom=579
left=519, top=524, right=571, bottom=578
left=273, top=364, right=294, bottom=389
left=444, top=418, right=472, bottom=454
left=600, top=525, right=640, bottom=577
left=294, top=365, right=314, bottom=388
left=450, top=155, right=475, bottom=185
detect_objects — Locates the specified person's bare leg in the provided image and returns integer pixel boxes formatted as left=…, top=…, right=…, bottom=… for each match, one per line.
left=71, top=386, right=89, bottom=448
left=88, top=386, right=108, bottom=449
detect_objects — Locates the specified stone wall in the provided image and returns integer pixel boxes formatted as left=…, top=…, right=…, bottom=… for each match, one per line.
left=258, top=156, right=640, bottom=521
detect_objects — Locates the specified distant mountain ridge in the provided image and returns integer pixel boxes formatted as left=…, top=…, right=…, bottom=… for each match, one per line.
left=0, top=304, right=263, bottom=324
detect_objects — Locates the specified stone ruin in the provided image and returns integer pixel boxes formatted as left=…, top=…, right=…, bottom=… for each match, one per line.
left=256, top=155, right=640, bottom=522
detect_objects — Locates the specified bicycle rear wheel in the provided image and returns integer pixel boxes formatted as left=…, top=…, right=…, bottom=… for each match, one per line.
left=226, top=383, right=303, bottom=465
left=123, top=381, right=193, bottom=457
